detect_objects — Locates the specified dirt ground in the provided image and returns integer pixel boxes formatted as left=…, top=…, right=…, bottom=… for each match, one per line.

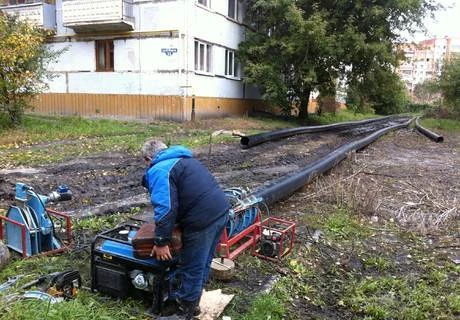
left=270, top=128, right=459, bottom=319
left=0, top=118, right=406, bottom=217
left=287, top=128, right=459, bottom=235
left=0, top=119, right=458, bottom=319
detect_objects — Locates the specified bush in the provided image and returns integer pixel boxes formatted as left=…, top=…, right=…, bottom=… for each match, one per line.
left=439, top=57, right=460, bottom=115
left=424, top=106, right=458, bottom=119
left=406, top=103, right=434, bottom=113
left=0, top=14, right=63, bottom=127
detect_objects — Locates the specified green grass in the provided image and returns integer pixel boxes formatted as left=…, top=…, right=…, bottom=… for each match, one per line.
left=73, top=210, right=140, bottom=233
left=237, top=294, right=286, bottom=320
left=0, top=254, right=87, bottom=282
left=0, top=114, right=297, bottom=168
left=344, top=271, right=459, bottom=320
left=0, top=115, right=173, bottom=166
left=0, top=115, right=243, bottom=167
left=240, top=202, right=458, bottom=319
left=363, top=255, right=395, bottom=272
left=0, top=115, right=172, bottom=146
left=421, top=118, right=460, bottom=132
left=308, top=110, right=379, bottom=125
left=318, top=208, right=370, bottom=240
left=0, top=290, right=147, bottom=320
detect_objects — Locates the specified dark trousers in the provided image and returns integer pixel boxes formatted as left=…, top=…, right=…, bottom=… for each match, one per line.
left=171, top=213, right=227, bottom=302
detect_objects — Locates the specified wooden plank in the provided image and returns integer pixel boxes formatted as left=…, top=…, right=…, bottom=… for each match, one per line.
left=148, top=95, right=153, bottom=119
left=139, top=95, right=146, bottom=119
left=166, top=95, right=173, bottom=120
left=154, top=95, right=161, bottom=119
left=109, top=94, right=116, bottom=116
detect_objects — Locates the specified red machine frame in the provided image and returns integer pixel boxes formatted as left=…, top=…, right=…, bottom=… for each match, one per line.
left=253, top=217, right=296, bottom=262
left=0, top=209, right=73, bottom=258
left=217, top=209, right=261, bottom=260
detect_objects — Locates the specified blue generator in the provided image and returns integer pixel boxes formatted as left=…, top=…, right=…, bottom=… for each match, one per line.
left=91, top=224, right=176, bottom=313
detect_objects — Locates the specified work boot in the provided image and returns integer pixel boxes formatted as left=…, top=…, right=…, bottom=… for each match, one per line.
left=193, top=306, right=201, bottom=317
left=177, top=299, right=200, bottom=320
left=161, top=298, right=200, bottom=319
left=161, top=299, right=180, bottom=317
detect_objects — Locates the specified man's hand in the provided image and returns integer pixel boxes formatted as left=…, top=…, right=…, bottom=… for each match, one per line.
left=150, top=245, right=172, bottom=260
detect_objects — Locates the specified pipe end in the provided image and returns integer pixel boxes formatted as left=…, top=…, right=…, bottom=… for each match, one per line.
left=240, top=136, right=250, bottom=148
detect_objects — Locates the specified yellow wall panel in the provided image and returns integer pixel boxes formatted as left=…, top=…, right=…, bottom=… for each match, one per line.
left=31, top=93, right=269, bottom=121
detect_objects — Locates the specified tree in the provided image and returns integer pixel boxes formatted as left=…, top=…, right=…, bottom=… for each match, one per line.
left=303, top=0, right=439, bottom=115
left=0, top=14, right=62, bottom=126
left=346, top=68, right=408, bottom=115
left=239, top=0, right=440, bottom=117
left=439, top=57, right=460, bottom=116
left=238, top=0, right=337, bottom=118
left=413, top=80, right=440, bottom=104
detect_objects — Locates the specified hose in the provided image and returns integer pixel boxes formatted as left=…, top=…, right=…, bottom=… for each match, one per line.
left=252, top=118, right=414, bottom=205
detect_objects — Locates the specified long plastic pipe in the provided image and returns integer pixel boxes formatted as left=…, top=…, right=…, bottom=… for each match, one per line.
left=240, top=116, right=399, bottom=149
left=415, top=117, right=443, bottom=143
left=253, top=118, right=414, bottom=205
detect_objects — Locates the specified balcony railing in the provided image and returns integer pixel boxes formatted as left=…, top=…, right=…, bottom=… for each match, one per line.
left=62, top=0, right=134, bottom=33
left=0, top=1, right=56, bottom=30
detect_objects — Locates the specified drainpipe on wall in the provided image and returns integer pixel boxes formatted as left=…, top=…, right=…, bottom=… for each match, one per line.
left=181, top=0, right=191, bottom=122
left=178, top=1, right=183, bottom=121
left=191, top=94, right=196, bottom=122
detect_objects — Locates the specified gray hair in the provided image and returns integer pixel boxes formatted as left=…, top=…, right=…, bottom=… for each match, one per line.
left=141, top=139, right=167, bottom=159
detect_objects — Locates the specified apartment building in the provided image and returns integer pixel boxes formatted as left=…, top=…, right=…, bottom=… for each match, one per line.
left=0, top=0, right=265, bottom=120
left=397, top=37, right=460, bottom=93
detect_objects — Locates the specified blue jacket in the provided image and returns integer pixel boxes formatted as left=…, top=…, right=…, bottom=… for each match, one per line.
left=143, top=146, right=230, bottom=246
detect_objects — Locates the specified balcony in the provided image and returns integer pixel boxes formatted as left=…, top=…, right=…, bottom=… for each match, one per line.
left=0, top=1, right=56, bottom=30
left=62, top=0, right=134, bottom=33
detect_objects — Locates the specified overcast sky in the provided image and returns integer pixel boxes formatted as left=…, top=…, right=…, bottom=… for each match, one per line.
left=411, top=0, right=460, bottom=41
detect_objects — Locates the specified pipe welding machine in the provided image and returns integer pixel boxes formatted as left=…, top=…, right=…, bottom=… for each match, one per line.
left=0, top=182, right=73, bottom=257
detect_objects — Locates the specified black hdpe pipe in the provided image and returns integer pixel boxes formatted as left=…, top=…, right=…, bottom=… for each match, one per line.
left=253, top=118, right=414, bottom=205
left=415, top=117, right=443, bottom=143
left=240, top=116, right=397, bottom=149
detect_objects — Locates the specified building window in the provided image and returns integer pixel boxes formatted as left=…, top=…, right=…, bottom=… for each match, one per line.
left=228, top=0, right=238, bottom=20
left=197, top=0, right=209, bottom=7
left=225, top=49, right=238, bottom=77
left=5, top=0, right=40, bottom=4
left=194, top=40, right=212, bottom=73
left=96, top=40, right=114, bottom=72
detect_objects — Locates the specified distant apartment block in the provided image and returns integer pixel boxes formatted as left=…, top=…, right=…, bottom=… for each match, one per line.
left=0, top=0, right=266, bottom=120
left=397, top=37, right=460, bottom=93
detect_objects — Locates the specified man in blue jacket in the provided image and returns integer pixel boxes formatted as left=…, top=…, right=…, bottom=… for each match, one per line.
left=141, top=139, right=229, bottom=320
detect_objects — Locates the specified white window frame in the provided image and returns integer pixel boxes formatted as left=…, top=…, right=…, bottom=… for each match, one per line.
left=225, top=49, right=238, bottom=78
left=197, top=0, right=210, bottom=8
left=195, top=40, right=213, bottom=73
left=228, top=0, right=238, bottom=20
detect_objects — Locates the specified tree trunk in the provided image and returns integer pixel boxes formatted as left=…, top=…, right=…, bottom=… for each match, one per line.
left=298, top=99, right=308, bottom=119
left=298, top=89, right=311, bottom=119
